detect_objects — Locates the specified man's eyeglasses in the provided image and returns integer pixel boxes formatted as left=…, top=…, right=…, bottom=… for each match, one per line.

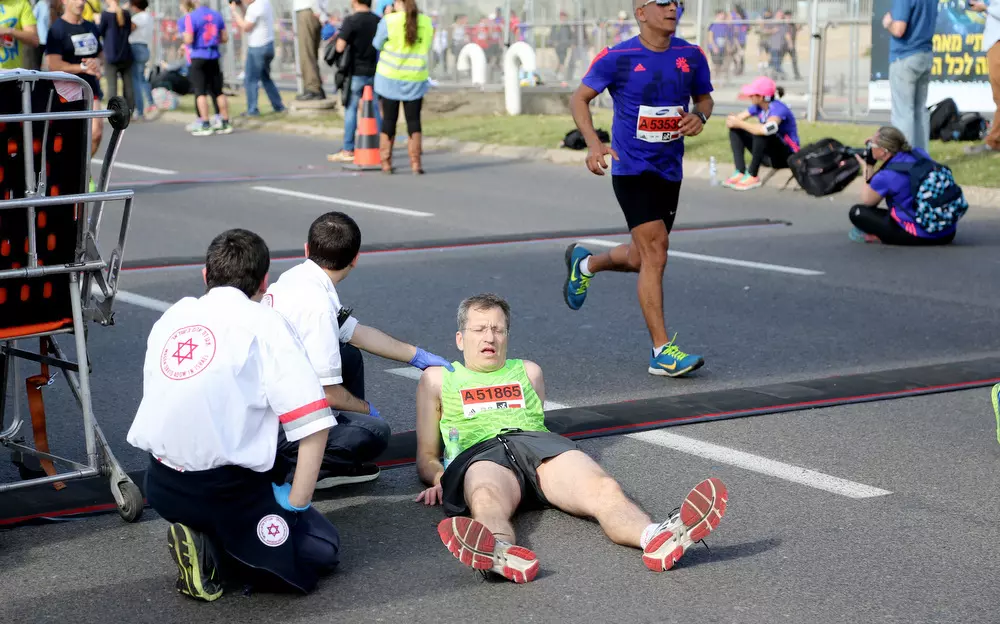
left=638, top=0, right=678, bottom=8
left=463, top=325, right=509, bottom=336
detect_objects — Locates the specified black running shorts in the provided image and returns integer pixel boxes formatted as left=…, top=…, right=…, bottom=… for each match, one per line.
left=612, top=171, right=682, bottom=232
left=440, top=430, right=579, bottom=517
left=189, top=58, right=223, bottom=98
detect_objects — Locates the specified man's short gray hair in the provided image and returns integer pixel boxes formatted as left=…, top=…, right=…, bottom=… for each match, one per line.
left=457, top=293, right=511, bottom=331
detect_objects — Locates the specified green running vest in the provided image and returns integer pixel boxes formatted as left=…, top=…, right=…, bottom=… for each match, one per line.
left=439, top=359, right=547, bottom=466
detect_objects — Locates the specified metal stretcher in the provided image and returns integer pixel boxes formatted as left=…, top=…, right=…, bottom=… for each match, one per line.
left=0, top=70, right=142, bottom=522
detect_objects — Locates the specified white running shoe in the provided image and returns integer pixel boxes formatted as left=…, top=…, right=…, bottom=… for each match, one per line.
left=642, top=477, right=729, bottom=572
left=437, top=517, right=540, bottom=583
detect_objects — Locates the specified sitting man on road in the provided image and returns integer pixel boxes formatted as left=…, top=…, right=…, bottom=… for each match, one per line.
left=413, top=293, right=729, bottom=583
left=127, top=229, right=339, bottom=601
left=265, top=211, right=453, bottom=489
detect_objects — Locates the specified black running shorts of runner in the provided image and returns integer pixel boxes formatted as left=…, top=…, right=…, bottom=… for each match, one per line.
left=439, top=430, right=580, bottom=517
left=612, top=171, right=682, bottom=232
left=189, top=58, right=223, bottom=98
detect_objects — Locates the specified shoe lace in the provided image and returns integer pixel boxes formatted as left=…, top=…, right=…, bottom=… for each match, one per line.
left=573, top=271, right=590, bottom=294
left=660, top=335, right=690, bottom=361
left=665, top=506, right=712, bottom=554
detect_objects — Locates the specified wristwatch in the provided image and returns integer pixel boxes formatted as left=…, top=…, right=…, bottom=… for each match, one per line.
left=694, top=111, right=708, bottom=124
left=80, top=61, right=88, bottom=71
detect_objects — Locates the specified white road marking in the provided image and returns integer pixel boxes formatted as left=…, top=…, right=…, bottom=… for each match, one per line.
left=91, top=159, right=177, bottom=175
left=386, top=367, right=423, bottom=380
left=253, top=185, right=435, bottom=218
left=628, top=429, right=892, bottom=499
left=577, top=238, right=825, bottom=276
left=544, top=401, right=569, bottom=411
left=114, top=290, right=173, bottom=313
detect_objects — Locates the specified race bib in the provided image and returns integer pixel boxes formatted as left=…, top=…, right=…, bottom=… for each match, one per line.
left=460, top=383, right=524, bottom=419
left=636, top=105, right=683, bottom=143
left=71, top=32, right=99, bottom=56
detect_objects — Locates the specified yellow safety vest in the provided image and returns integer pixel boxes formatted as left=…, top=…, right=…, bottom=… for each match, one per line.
left=376, top=11, right=433, bottom=83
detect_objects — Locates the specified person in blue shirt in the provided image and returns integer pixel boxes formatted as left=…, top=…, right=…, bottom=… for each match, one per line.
left=722, top=75, right=799, bottom=190
left=565, top=0, right=714, bottom=379
left=180, top=0, right=232, bottom=135
left=883, top=0, right=938, bottom=151
left=848, top=125, right=957, bottom=246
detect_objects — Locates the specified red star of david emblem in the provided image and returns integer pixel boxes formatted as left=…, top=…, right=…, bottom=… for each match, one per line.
left=268, top=523, right=281, bottom=537
left=172, top=338, right=198, bottom=365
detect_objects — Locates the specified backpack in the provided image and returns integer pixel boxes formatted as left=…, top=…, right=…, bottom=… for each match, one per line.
left=561, top=128, right=611, bottom=150
left=940, top=112, right=987, bottom=142
left=786, top=138, right=860, bottom=197
left=884, top=156, right=968, bottom=234
left=928, top=98, right=959, bottom=141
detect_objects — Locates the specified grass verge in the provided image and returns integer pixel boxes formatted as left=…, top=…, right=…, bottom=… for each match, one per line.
left=170, top=94, right=998, bottom=187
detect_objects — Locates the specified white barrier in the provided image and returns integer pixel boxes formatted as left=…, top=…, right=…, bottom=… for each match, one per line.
left=456, top=43, right=487, bottom=86
left=503, top=41, right=537, bottom=116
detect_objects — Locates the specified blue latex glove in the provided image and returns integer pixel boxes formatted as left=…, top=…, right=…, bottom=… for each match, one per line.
left=272, top=482, right=310, bottom=512
left=409, top=347, right=455, bottom=371
left=367, top=401, right=381, bottom=419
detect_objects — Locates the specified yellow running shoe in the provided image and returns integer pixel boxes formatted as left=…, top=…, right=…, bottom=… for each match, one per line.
left=167, top=522, right=224, bottom=601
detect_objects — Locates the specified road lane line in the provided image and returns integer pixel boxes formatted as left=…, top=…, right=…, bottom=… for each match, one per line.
left=115, top=290, right=173, bottom=313
left=253, top=185, right=434, bottom=218
left=386, top=367, right=423, bottom=380
left=628, top=429, right=892, bottom=499
left=577, top=238, right=824, bottom=276
left=92, top=159, right=178, bottom=175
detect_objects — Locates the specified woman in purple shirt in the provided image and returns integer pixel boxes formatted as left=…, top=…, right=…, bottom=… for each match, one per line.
left=723, top=75, right=799, bottom=190
left=848, top=125, right=957, bottom=245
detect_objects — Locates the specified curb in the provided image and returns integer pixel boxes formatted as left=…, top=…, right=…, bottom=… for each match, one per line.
left=155, top=111, right=1000, bottom=206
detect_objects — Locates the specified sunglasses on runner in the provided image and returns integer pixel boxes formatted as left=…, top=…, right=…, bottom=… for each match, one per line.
left=638, top=0, right=678, bottom=7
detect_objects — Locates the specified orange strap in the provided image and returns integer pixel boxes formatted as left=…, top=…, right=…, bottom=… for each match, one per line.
left=24, top=339, right=65, bottom=491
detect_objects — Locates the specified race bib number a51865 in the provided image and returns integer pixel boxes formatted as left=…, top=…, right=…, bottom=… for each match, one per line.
left=460, top=383, right=524, bottom=418
left=636, top=105, right=683, bottom=143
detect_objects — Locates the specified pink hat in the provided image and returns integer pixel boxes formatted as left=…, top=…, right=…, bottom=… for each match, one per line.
left=739, top=76, right=777, bottom=99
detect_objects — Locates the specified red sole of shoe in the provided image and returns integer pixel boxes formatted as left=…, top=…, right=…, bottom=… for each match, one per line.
left=680, top=477, right=729, bottom=543
left=437, top=517, right=496, bottom=571
left=502, top=545, right=540, bottom=584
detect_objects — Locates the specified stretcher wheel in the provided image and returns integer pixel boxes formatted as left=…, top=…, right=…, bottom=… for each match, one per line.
left=117, top=480, right=144, bottom=522
left=106, top=96, right=131, bottom=131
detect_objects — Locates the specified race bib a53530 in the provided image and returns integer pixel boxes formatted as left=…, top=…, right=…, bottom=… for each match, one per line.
left=460, top=383, right=524, bottom=419
left=636, top=105, right=683, bottom=143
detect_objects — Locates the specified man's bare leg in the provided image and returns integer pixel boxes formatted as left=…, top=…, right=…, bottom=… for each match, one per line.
left=536, top=450, right=651, bottom=547
left=537, top=449, right=729, bottom=571
left=196, top=95, right=210, bottom=121
left=463, top=460, right=520, bottom=543
left=437, top=460, right=540, bottom=583
left=579, top=221, right=670, bottom=348
left=216, top=94, right=229, bottom=121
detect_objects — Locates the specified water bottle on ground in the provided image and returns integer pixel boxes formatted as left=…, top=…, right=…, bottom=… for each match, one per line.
left=709, top=156, right=718, bottom=186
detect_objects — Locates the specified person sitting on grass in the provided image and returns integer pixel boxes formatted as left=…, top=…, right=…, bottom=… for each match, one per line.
left=722, top=76, right=799, bottom=190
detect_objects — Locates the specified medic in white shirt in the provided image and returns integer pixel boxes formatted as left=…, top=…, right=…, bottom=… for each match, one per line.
left=128, top=228, right=340, bottom=602
left=265, top=211, right=453, bottom=488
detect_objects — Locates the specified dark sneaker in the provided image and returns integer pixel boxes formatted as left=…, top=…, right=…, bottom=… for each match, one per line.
left=167, top=522, right=223, bottom=601
left=563, top=243, right=593, bottom=310
left=315, top=462, right=380, bottom=489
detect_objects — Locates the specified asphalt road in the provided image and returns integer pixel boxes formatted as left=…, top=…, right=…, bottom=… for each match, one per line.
left=1, top=118, right=999, bottom=623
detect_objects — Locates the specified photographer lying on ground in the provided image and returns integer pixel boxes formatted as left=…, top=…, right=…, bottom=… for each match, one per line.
left=848, top=126, right=967, bottom=246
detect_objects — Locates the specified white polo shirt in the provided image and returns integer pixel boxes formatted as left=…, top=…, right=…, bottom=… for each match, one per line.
left=263, top=259, right=357, bottom=387
left=126, top=286, right=336, bottom=473
left=243, top=0, right=275, bottom=48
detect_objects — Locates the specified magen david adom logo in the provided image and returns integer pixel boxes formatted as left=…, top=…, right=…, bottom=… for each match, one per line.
left=159, top=324, right=217, bottom=381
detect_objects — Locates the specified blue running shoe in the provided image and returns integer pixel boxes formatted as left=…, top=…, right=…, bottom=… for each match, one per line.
left=649, top=336, right=705, bottom=377
left=992, top=383, right=1000, bottom=445
left=564, top=243, right=593, bottom=310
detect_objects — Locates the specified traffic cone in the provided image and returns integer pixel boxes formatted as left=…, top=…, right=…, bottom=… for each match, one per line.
left=344, top=85, right=381, bottom=171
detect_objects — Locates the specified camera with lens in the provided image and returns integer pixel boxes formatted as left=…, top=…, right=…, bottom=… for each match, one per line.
left=844, top=142, right=877, bottom=166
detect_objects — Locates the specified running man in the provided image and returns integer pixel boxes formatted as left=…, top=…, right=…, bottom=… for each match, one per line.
left=566, top=0, right=714, bottom=378
left=414, top=293, right=729, bottom=583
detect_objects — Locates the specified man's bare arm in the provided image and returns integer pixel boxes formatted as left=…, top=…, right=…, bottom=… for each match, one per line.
left=569, top=83, right=603, bottom=148
left=692, top=92, right=715, bottom=120
left=288, top=427, right=329, bottom=507
left=349, top=324, right=417, bottom=363
left=523, top=360, right=546, bottom=405
left=324, top=383, right=371, bottom=415
left=415, top=367, right=445, bottom=486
